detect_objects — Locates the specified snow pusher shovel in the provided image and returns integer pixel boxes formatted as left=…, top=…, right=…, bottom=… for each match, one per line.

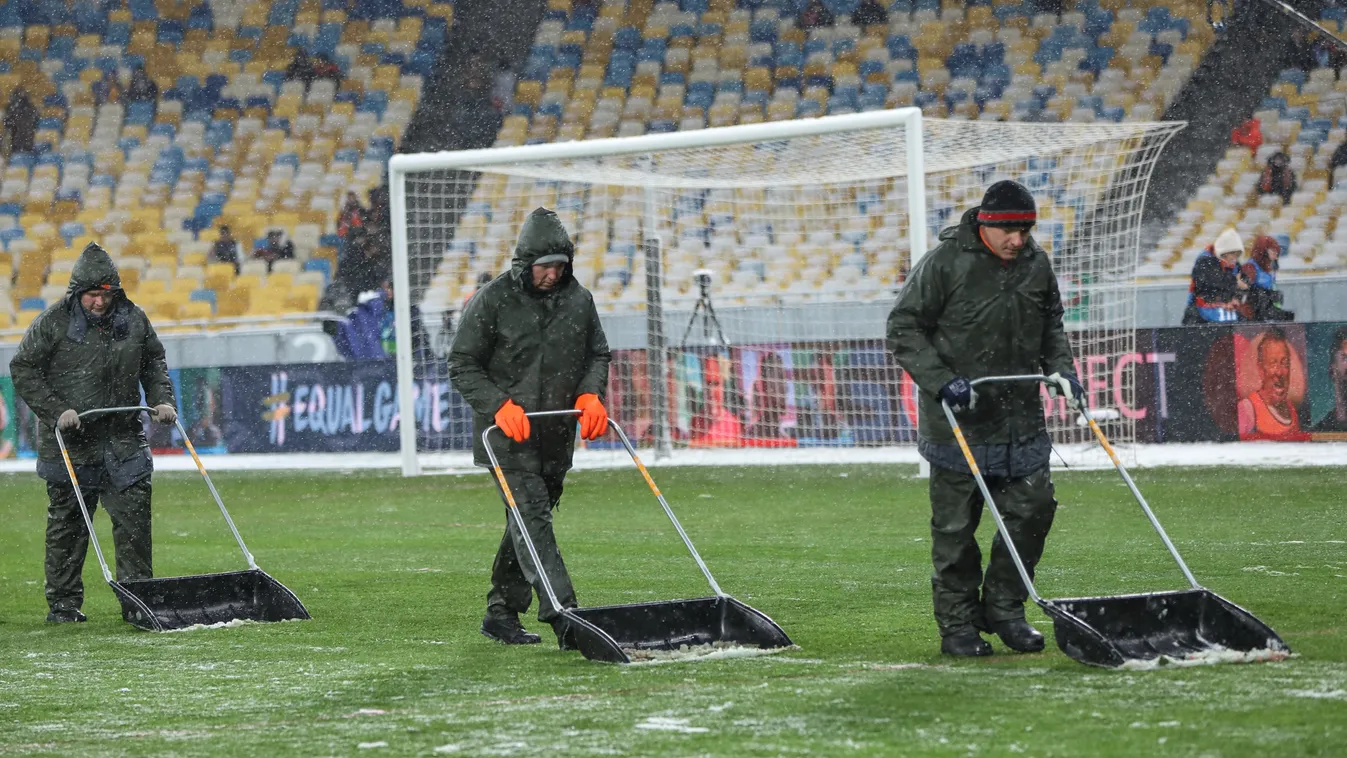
left=484, top=410, right=793, bottom=663
left=55, top=406, right=310, bottom=631
left=942, top=376, right=1289, bottom=668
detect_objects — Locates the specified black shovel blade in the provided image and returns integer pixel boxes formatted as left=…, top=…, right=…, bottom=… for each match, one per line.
left=112, top=569, right=310, bottom=632
left=563, top=596, right=793, bottom=663
left=1044, top=589, right=1289, bottom=668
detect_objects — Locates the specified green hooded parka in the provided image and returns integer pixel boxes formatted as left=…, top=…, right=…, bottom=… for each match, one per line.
left=10, top=242, right=175, bottom=469
left=448, top=208, right=612, bottom=475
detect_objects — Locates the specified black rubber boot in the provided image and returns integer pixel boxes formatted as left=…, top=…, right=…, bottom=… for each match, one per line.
left=991, top=619, right=1046, bottom=653
left=940, top=628, right=993, bottom=657
left=480, top=614, right=541, bottom=645
left=46, top=609, right=87, bottom=623
left=551, top=617, right=578, bottom=651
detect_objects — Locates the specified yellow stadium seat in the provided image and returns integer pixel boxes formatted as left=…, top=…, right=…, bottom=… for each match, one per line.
left=285, top=284, right=321, bottom=311
left=217, top=288, right=250, bottom=317
left=180, top=301, right=213, bottom=321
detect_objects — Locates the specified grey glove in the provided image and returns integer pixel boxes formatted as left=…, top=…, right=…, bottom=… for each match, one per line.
left=152, top=404, right=178, bottom=425
left=58, top=409, right=81, bottom=431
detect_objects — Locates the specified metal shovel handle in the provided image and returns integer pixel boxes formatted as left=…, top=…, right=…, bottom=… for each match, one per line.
left=947, top=375, right=1201, bottom=595
left=481, top=408, right=725, bottom=615
left=53, top=406, right=258, bottom=581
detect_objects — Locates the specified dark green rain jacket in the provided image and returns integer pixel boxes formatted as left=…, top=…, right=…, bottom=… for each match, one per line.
left=449, top=208, right=612, bottom=475
left=10, top=243, right=175, bottom=478
left=887, top=208, right=1076, bottom=476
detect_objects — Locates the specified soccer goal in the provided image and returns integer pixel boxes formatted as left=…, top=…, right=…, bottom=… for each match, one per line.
left=389, top=109, right=1182, bottom=476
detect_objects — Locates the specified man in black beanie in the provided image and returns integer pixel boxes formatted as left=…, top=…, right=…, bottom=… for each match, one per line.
left=886, top=180, right=1086, bottom=657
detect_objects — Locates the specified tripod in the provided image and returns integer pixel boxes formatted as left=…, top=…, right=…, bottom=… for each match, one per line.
left=679, top=279, right=730, bottom=348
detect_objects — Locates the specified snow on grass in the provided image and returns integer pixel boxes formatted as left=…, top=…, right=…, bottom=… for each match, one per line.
left=162, top=618, right=255, bottom=633
left=634, top=717, right=710, bottom=734
left=622, top=643, right=797, bottom=665
left=1284, top=689, right=1347, bottom=700
left=1119, top=646, right=1292, bottom=670
left=357, top=741, right=389, bottom=749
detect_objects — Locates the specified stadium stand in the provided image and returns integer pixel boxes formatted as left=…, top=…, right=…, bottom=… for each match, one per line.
left=420, top=0, right=1218, bottom=315
left=0, top=0, right=450, bottom=333
left=1147, top=12, right=1347, bottom=280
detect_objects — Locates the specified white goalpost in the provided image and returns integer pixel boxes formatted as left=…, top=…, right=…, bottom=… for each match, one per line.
left=389, top=109, right=1182, bottom=477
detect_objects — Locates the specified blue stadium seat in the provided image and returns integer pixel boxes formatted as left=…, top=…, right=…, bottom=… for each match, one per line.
left=303, top=258, right=332, bottom=284
left=59, top=222, right=85, bottom=244
left=103, top=22, right=130, bottom=46
left=20, top=298, right=47, bottom=311
left=190, top=290, right=217, bottom=310
left=0, top=228, right=25, bottom=251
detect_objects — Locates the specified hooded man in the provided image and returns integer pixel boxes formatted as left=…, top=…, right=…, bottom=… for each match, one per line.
left=887, top=180, right=1084, bottom=657
left=9, top=242, right=177, bottom=623
left=449, top=208, right=612, bottom=647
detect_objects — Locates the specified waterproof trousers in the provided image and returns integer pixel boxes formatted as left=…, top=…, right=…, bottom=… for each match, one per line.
left=929, top=465, right=1057, bottom=637
left=487, top=470, right=577, bottom=623
left=45, top=478, right=153, bottom=612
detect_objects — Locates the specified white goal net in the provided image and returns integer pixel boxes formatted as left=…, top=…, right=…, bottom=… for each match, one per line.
left=390, top=109, right=1182, bottom=475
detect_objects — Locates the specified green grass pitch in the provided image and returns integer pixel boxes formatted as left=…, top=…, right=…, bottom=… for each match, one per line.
left=1, top=463, right=1344, bottom=756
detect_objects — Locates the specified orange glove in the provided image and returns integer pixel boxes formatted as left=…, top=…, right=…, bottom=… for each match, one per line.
left=494, top=399, right=530, bottom=443
left=574, top=393, right=608, bottom=441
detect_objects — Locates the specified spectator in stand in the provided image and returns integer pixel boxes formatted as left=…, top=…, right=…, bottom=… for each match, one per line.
left=1259, top=151, right=1297, bottom=205
left=338, top=228, right=390, bottom=295
left=1329, top=140, right=1347, bottom=189
left=1287, top=28, right=1319, bottom=72
left=852, top=0, right=888, bottom=26
left=330, top=280, right=429, bottom=366
left=464, top=271, right=493, bottom=306
left=92, top=70, right=121, bottom=107
left=1230, top=118, right=1262, bottom=154
left=285, top=49, right=316, bottom=90
left=799, top=0, right=835, bottom=30
left=211, top=225, right=242, bottom=273
left=312, top=54, right=343, bottom=87
left=255, top=230, right=295, bottom=272
left=337, top=191, right=366, bottom=239
left=3, top=87, right=38, bottom=157
left=124, top=66, right=158, bottom=119
left=366, top=185, right=390, bottom=234
left=1182, top=228, right=1248, bottom=325
left=491, top=60, right=516, bottom=115
left=1240, top=235, right=1294, bottom=322
left=1318, top=36, right=1347, bottom=71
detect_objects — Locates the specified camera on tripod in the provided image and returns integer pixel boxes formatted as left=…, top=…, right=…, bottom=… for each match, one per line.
left=693, top=268, right=714, bottom=296
left=681, top=268, right=728, bottom=348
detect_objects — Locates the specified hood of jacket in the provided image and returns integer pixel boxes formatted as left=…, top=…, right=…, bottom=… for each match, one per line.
left=510, top=207, right=575, bottom=295
left=66, top=242, right=123, bottom=300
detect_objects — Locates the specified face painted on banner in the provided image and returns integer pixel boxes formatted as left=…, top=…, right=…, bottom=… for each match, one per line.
left=1258, top=336, right=1292, bottom=408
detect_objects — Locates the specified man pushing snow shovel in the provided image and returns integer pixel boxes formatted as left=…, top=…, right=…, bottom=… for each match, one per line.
left=449, top=207, right=612, bottom=647
left=10, top=242, right=177, bottom=624
left=887, top=181, right=1086, bottom=657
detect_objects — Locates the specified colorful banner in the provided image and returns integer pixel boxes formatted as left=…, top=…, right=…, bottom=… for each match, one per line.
left=2, top=323, right=1345, bottom=457
left=219, top=362, right=472, bottom=454
left=0, top=376, right=16, bottom=459
left=1306, top=322, right=1347, bottom=436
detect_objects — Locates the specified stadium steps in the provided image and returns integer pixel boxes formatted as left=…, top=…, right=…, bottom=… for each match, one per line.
left=1144, top=1, right=1301, bottom=229
left=397, top=0, right=550, bottom=296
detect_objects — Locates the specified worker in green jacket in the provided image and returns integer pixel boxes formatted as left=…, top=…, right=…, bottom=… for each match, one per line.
left=449, top=207, right=612, bottom=647
left=9, top=242, right=177, bottom=623
left=887, top=181, right=1086, bottom=657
